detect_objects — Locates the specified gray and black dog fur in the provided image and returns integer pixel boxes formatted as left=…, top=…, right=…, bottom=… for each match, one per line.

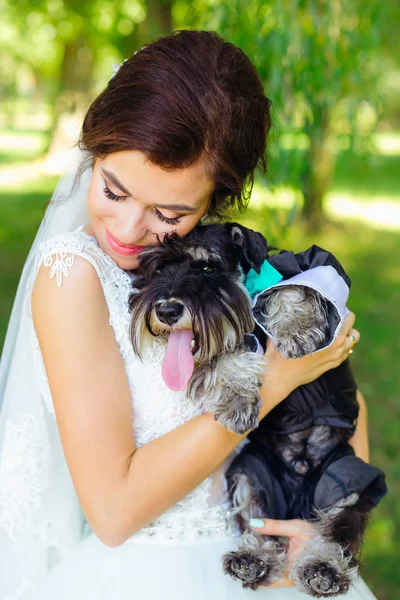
left=129, top=223, right=267, bottom=435
left=128, top=223, right=378, bottom=598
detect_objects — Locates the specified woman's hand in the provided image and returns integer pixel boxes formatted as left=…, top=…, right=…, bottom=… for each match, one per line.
left=259, top=312, right=360, bottom=419
left=250, top=518, right=319, bottom=589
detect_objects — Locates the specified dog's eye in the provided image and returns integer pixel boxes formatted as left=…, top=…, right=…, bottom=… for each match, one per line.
left=155, top=268, right=162, bottom=275
left=202, top=265, right=216, bottom=275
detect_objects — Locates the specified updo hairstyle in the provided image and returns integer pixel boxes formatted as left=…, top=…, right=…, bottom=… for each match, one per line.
left=79, top=30, right=272, bottom=220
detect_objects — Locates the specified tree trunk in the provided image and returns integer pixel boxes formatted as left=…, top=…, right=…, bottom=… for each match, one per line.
left=302, top=106, right=336, bottom=231
left=44, top=36, right=94, bottom=169
left=137, top=0, right=173, bottom=45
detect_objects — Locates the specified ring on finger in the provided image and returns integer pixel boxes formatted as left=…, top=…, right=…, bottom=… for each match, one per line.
left=348, top=349, right=354, bottom=355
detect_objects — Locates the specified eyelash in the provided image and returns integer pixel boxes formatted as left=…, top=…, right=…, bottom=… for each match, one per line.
left=102, top=183, right=182, bottom=226
left=103, top=184, right=125, bottom=202
left=154, top=208, right=181, bottom=226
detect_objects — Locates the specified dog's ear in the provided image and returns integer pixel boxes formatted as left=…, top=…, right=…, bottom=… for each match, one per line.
left=227, top=223, right=269, bottom=274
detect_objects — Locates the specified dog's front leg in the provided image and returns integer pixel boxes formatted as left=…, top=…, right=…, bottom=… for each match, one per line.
left=188, top=350, right=264, bottom=434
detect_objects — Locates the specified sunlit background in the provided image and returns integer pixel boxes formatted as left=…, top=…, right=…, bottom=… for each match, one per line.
left=0, top=1, right=399, bottom=597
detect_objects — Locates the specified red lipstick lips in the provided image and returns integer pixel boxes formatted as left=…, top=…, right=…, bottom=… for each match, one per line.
left=106, top=229, right=146, bottom=256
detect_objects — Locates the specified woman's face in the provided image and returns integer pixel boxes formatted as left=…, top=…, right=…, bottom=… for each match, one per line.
left=87, top=150, right=214, bottom=270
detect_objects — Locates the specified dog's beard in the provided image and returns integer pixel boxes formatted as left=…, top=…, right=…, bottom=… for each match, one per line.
left=128, top=227, right=257, bottom=392
left=129, top=285, right=254, bottom=366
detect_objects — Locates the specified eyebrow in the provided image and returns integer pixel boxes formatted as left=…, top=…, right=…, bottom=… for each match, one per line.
left=101, top=167, right=199, bottom=212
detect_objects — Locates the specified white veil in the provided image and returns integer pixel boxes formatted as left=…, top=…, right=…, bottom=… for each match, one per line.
left=0, top=147, right=93, bottom=599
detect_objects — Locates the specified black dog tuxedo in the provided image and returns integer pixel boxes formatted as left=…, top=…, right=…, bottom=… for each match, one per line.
left=224, top=245, right=387, bottom=596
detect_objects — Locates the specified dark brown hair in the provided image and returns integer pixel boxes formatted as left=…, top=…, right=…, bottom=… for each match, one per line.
left=79, top=30, right=272, bottom=220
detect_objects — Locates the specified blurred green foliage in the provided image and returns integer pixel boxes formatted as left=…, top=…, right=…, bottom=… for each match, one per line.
left=0, top=1, right=399, bottom=596
left=1, top=0, right=399, bottom=224
left=215, top=0, right=399, bottom=227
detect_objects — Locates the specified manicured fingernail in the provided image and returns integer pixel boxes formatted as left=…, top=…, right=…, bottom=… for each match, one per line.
left=250, top=518, right=264, bottom=528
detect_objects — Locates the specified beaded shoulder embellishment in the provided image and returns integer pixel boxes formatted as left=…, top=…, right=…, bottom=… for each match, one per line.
left=38, top=235, right=85, bottom=287
left=44, top=251, right=76, bottom=287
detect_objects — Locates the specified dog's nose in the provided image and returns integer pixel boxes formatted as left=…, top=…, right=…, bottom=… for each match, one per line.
left=156, top=302, right=184, bottom=325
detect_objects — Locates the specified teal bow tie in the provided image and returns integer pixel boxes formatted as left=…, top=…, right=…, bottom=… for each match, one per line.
left=244, top=260, right=283, bottom=297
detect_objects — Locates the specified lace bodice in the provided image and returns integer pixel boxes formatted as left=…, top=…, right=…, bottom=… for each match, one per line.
left=27, top=228, right=235, bottom=521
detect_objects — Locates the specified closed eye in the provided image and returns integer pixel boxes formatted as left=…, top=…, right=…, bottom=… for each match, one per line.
left=154, top=208, right=181, bottom=226
left=103, top=181, right=182, bottom=225
left=103, top=182, right=126, bottom=202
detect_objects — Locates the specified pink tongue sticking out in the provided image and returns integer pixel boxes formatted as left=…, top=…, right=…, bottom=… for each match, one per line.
left=162, top=329, right=195, bottom=391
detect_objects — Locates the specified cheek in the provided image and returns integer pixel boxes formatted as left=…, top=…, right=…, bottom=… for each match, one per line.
left=174, top=215, right=203, bottom=237
left=88, top=182, right=114, bottom=222
left=147, top=214, right=202, bottom=243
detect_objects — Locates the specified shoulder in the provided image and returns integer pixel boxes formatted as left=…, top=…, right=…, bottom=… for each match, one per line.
left=32, top=234, right=107, bottom=333
left=32, top=250, right=112, bottom=378
left=30, top=229, right=132, bottom=345
left=37, top=229, right=91, bottom=253
left=34, top=230, right=99, bottom=284
left=33, top=245, right=104, bottom=305
left=32, top=230, right=101, bottom=289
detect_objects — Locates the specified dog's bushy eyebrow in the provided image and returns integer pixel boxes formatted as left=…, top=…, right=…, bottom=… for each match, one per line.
left=190, top=259, right=220, bottom=269
left=184, top=245, right=221, bottom=262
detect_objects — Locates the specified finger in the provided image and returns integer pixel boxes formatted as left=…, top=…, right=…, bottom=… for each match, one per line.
left=332, top=328, right=360, bottom=360
left=332, top=313, right=356, bottom=349
left=340, top=330, right=361, bottom=362
left=264, top=337, right=280, bottom=359
left=340, top=311, right=356, bottom=335
left=327, top=331, right=360, bottom=369
left=250, top=518, right=303, bottom=537
left=345, top=329, right=360, bottom=349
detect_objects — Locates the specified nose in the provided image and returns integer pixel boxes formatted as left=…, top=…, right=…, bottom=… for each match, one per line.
left=115, top=205, right=146, bottom=242
left=156, top=302, right=184, bottom=326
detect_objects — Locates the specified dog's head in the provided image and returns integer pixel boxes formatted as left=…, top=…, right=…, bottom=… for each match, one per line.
left=128, top=223, right=268, bottom=390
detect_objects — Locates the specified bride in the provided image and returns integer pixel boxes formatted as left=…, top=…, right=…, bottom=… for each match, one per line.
left=0, top=30, right=374, bottom=599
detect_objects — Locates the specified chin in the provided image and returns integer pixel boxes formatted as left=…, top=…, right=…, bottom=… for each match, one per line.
left=112, top=253, right=141, bottom=271
left=95, top=234, right=140, bottom=271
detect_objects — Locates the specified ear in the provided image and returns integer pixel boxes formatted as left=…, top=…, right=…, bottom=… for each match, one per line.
left=227, top=223, right=269, bottom=274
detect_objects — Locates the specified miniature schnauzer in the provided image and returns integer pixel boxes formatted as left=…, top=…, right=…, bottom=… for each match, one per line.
left=128, top=223, right=386, bottom=598
left=128, top=223, right=267, bottom=435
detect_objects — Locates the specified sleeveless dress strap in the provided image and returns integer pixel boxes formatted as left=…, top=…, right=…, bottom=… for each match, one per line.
left=25, top=229, right=135, bottom=415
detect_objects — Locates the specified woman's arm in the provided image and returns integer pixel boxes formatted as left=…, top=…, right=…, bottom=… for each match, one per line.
left=349, top=389, right=369, bottom=463
left=113, top=323, right=358, bottom=546
left=33, top=256, right=358, bottom=547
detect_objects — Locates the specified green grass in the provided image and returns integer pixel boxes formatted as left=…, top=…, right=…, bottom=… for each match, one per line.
left=1, top=127, right=399, bottom=599
left=333, top=151, right=400, bottom=200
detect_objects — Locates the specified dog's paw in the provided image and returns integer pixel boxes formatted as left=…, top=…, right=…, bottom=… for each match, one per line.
left=292, top=538, right=358, bottom=597
left=215, top=394, right=261, bottom=434
left=222, top=534, right=285, bottom=590
left=222, top=550, right=278, bottom=589
left=294, top=561, right=352, bottom=597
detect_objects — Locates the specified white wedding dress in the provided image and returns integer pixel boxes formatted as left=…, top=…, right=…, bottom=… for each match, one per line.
left=16, top=228, right=376, bottom=599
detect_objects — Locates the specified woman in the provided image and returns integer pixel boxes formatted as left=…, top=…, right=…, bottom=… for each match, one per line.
left=0, top=30, right=372, bottom=599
